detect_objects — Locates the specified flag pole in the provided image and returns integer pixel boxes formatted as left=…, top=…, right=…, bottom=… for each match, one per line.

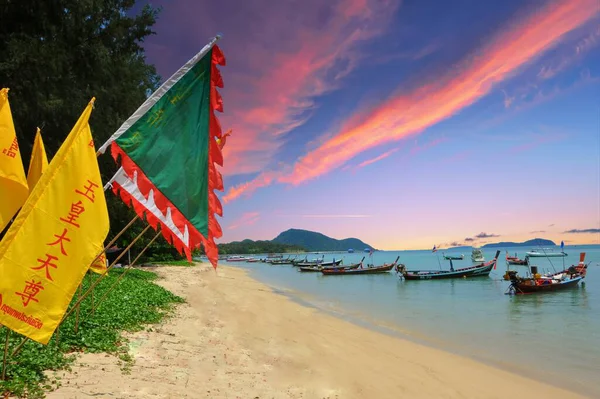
left=60, top=224, right=153, bottom=324
left=74, top=284, right=83, bottom=334
left=10, top=224, right=152, bottom=358
left=1, top=327, right=10, bottom=380
left=88, top=229, right=163, bottom=316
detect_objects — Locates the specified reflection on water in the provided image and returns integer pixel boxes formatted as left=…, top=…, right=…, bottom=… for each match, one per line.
left=226, top=246, right=600, bottom=397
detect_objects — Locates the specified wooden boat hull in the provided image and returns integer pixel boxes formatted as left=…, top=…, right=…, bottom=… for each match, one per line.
left=295, top=259, right=342, bottom=267
left=400, top=263, right=494, bottom=280
left=399, top=251, right=500, bottom=280
left=526, top=252, right=567, bottom=257
left=509, top=276, right=583, bottom=294
left=321, top=264, right=394, bottom=275
left=298, top=263, right=360, bottom=272
left=507, top=259, right=528, bottom=265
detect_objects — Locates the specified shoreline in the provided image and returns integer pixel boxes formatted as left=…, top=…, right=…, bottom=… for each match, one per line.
left=47, top=264, right=588, bottom=398
left=239, top=265, right=594, bottom=397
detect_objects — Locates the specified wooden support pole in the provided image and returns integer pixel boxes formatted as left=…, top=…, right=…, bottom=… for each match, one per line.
left=1, top=327, right=10, bottom=380
left=11, top=223, right=152, bottom=358
left=89, top=229, right=162, bottom=316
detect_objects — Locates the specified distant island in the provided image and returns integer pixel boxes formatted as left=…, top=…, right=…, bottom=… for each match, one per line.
left=217, top=228, right=374, bottom=254
left=272, top=229, right=373, bottom=252
left=481, top=238, right=556, bottom=248
left=447, top=238, right=556, bottom=250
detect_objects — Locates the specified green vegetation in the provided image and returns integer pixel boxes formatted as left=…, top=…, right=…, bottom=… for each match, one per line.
left=0, top=0, right=189, bottom=263
left=272, top=229, right=373, bottom=252
left=0, top=268, right=183, bottom=398
left=145, top=259, right=196, bottom=266
left=217, top=239, right=306, bottom=255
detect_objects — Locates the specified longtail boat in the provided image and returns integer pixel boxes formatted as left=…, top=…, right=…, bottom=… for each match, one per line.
left=291, top=256, right=308, bottom=265
left=397, top=251, right=500, bottom=280
left=525, top=249, right=567, bottom=257
left=506, top=251, right=528, bottom=265
left=270, top=256, right=297, bottom=265
left=443, top=253, right=464, bottom=260
left=299, top=257, right=364, bottom=272
left=506, top=252, right=588, bottom=294
left=295, top=255, right=329, bottom=267
left=321, top=256, right=399, bottom=275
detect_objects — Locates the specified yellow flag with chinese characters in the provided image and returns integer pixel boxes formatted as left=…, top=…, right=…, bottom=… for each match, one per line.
left=0, top=88, right=29, bottom=232
left=26, top=127, right=49, bottom=191
left=0, top=98, right=109, bottom=344
left=89, top=251, right=108, bottom=275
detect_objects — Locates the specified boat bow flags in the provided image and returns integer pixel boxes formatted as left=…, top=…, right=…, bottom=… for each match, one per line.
left=98, top=36, right=226, bottom=267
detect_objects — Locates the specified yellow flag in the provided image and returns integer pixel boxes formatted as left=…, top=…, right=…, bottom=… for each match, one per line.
left=0, top=88, right=29, bottom=232
left=0, top=98, right=109, bottom=344
left=89, top=251, right=108, bottom=275
left=26, top=128, right=49, bottom=190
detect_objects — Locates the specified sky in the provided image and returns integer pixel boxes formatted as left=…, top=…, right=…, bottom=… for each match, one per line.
left=140, top=0, right=600, bottom=250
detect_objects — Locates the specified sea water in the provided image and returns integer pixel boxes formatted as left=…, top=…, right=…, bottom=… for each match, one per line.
left=220, top=245, right=600, bottom=397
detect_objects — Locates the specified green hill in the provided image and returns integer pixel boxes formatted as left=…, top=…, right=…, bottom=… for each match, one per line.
left=272, top=229, right=373, bottom=252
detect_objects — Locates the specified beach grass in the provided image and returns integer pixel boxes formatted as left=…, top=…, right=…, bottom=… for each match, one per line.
left=145, top=259, right=196, bottom=266
left=0, top=268, right=184, bottom=398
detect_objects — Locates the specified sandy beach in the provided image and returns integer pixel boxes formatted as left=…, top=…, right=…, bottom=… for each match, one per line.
left=46, top=264, right=588, bottom=399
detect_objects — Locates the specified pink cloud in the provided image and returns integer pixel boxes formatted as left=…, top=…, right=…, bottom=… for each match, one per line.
left=200, top=0, right=402, bottom=176
left=222, top=170, right=282, bottom=204
left=277, top=0, right=599, bottom=186
left=227, top=212, right=260, bottom=230
left=356, top=148, right=399, bottom=169
left=221, top=0, right=599, bottom=201
left=537, top=24, right=600, bottom=79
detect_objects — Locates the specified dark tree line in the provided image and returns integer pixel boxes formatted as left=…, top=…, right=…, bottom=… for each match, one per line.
left=0, top=0, right=183, bottom=261
left=217, top=240, right=306, bottom=255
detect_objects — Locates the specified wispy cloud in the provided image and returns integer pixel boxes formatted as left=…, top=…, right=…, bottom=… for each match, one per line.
left=227, top=212, right=260, bottom=230
left=537, top=24, right=600, bottom=80
left=505, top=68, right=600, bottom=112
left=223, top=170, right=282, bottom=204
left=509, top=129, right=568, bottom=153
left=356, top=148, right=399, bottom=169
left=564, top=228, right=600, bottom=233
left=223, top=0, right=599, bottom=201
left=409, top=137, right=448, bottom=156
left=464, top=237, right=475, bottom=242
left=530, top=230, right=546, bottom=234
left=209, top=0, right=402, bottom=175
left=275, top=0, right=599, bottom=186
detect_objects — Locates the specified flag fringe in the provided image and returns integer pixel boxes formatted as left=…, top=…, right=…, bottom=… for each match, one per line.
left=110, top=46, right=226, bottom=268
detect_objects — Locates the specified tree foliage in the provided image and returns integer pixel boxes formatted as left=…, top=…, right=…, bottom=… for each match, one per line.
left=0, top=0, right=179, bottom=261
left=217, top=239, right=306, bottom=255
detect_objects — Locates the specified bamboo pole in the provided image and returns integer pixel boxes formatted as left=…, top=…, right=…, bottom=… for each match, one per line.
left=1, top=328, right=10, bottom=380
left=11, top=224, right=152, bottom=357
left=89, top=229, right=162, bottom=316
left=74, top=284, right=82, bottom=334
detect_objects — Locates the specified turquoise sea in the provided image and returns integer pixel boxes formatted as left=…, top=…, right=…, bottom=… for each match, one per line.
left=218, top=245, right=600, bottom=398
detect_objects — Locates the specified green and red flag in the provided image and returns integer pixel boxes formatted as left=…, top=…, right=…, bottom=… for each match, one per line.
left=98, top=36, right=226, bottom=267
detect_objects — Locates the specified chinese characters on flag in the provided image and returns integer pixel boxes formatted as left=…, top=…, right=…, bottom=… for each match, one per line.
left=0, top=98, right=109, bottom=344
left=0, top=88, right=29, bottom=231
